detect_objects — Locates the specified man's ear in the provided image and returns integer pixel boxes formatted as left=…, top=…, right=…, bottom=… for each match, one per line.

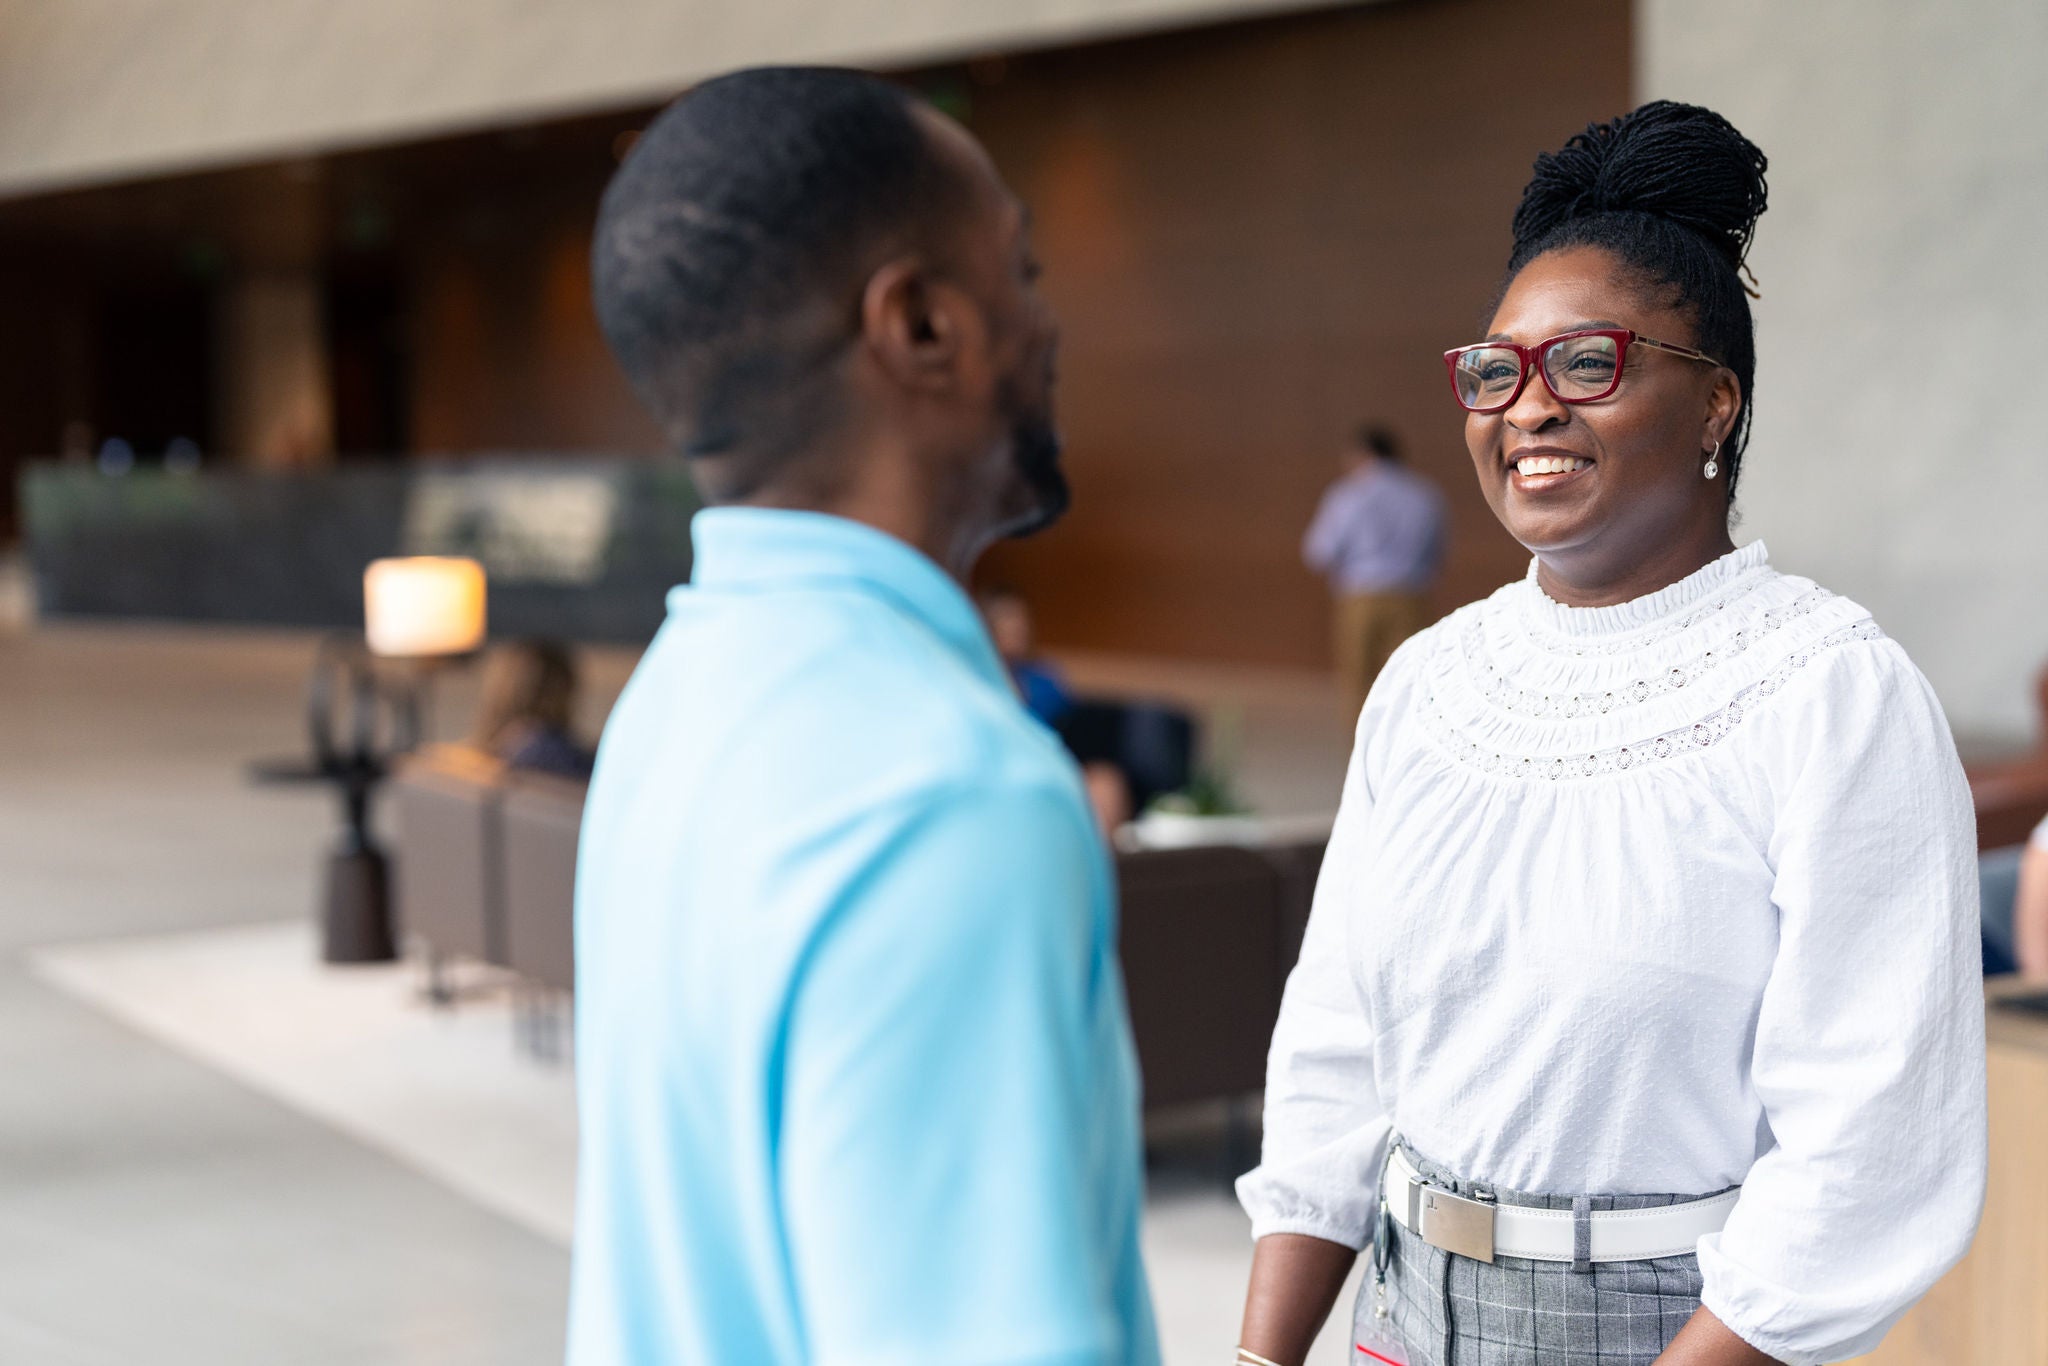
left=860, top=258, right=987, bottom=394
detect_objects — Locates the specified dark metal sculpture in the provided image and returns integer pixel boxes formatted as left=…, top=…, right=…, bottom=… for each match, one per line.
left=252, top=634, right=423, bottom=963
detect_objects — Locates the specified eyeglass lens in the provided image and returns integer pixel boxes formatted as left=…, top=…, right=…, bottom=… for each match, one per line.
left=1451, top=334, right=1622, bottom=410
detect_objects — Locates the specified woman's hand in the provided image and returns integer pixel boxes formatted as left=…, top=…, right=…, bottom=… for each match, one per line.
left=1237, top=1232, right=1357, bottom=1366
left=1653, top=1305, right=1782, bottom=1365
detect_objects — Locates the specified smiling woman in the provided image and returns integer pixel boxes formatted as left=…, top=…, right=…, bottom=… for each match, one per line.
left=1235, top=102, right=1987, bottom=1366
left=1453, top=98, right=1766, bottom=610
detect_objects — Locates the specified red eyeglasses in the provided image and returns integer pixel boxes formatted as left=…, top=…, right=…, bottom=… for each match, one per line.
left=1443, top=329, right=1723, bottom=413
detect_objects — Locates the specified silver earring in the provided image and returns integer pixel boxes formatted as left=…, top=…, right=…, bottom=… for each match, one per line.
left=1703, top=440, right=1721, bottom=480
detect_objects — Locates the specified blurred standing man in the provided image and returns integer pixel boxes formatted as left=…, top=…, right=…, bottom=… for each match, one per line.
left=1302, top=424, right=1446, bottom=721
left=570, top=68, right=1158, bottom=1366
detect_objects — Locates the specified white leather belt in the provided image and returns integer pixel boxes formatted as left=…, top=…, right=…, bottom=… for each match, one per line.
left=1382, top=1147, right=1738, bottom=1264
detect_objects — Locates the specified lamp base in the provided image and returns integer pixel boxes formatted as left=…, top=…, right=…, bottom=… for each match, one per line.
left=322, top=846, right=397, bottom=963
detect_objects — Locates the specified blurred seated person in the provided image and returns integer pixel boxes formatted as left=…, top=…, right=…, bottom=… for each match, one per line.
left=980, top=587, right=1130, bottom=834
left=1981, top=843, right=2023, bottom=975
left=2013, top=812, right=2048, bottom=976
left=981, top=585, right=1073, bottom=726
left=468, top=638, right=595, bottom=780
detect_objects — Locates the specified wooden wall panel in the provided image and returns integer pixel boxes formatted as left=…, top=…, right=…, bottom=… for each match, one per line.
left=394, top=0, right=1632, bottom=663
left=972, top=0, right=1633, bottom=663
left=0, top=269, right=77, bottom=539
left=407, top=211, right=662, bottom=457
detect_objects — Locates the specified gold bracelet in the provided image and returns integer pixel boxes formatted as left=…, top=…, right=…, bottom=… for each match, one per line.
left=1236, top=1348, right=1289, bottom=1366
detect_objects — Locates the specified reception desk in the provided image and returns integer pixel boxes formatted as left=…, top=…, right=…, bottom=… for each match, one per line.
left=21, top=457, right=700, bottom=641
left=1848, top=986, right=2048, bottom=1364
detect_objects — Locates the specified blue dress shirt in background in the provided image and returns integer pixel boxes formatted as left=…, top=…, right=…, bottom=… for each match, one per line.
left=1010, top=658, right=1076, bottom=727
left=567, top=508, right=1159, bottom=1366
left=1301, top=457, right=1447, bottom=595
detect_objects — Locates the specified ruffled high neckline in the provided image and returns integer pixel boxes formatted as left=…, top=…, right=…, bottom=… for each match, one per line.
left=1519, top=541, right=1769, bottom=639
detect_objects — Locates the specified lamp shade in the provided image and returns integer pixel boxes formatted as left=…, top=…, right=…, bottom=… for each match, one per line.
left=363, top=556, right=486, bottom=657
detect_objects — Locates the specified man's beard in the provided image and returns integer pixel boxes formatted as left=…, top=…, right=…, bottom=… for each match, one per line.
left=999, top=406, right=1069, bottom=540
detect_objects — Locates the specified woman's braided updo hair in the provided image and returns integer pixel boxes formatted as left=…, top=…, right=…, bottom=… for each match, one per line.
left=1506, top=101, right=1769, bottom=501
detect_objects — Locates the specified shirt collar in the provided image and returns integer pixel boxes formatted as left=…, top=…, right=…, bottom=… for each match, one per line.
left=1519, top=539, right=1771, bottom=640
left=678, top=507, right=1007, bottom=686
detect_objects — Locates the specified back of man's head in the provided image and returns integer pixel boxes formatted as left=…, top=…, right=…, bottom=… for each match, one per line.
left=591, top=68, right=969, bottom=499
left=1355, top=424, right=1402, bottom=463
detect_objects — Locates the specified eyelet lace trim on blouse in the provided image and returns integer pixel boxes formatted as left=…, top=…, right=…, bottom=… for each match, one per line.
left=1421, top=620, right=1884, bottom=781
left=1464, top=589, right=1837, bottom=720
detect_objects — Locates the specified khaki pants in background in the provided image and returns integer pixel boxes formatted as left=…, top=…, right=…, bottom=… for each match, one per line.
left=1334, top=591, right=1430, bottom=725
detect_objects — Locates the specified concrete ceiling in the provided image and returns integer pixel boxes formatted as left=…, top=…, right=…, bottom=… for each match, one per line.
left=0, top=0, right=1349, bottom=200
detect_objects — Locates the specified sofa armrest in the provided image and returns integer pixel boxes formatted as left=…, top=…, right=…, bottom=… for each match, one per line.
left=499, top=771, right=586, bottom=993
left=1969, top=754, right=2048, bottom=852
left=389, top=745, right=508, bottom=966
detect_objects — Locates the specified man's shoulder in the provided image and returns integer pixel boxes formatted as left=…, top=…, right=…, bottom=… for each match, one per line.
left=840, top=609, right=1060, bottom=763
left=705, top=590, right=1073, bottom=796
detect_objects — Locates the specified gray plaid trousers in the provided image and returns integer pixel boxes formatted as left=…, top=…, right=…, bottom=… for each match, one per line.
left=1352, top=1148, right=1718, bottom=1366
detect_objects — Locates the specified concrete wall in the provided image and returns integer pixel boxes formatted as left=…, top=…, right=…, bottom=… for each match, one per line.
left=1640, top=0, right=2048, bottom=744
left=0, top=0, right=1335, bottom=198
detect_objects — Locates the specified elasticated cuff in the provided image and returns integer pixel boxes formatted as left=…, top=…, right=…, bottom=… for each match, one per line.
left=1244, top=1214, right=1372, bottom=1252
left=1697, top=1263, right=1830, bottom=1366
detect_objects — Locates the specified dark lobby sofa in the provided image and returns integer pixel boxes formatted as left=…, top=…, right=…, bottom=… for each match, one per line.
left=390, top=746, right=1324, bottom=1111
left=388, top=745, right=507, bottom=998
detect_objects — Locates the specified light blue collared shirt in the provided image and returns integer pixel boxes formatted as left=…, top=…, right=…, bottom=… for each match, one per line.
left=567, top=508, right=1159, bottom=1366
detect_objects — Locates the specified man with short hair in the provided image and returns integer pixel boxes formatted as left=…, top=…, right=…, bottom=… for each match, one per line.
left=568, top=68, right=1159, bottom=1366
left=1303, top=423, right=1446, bottom=722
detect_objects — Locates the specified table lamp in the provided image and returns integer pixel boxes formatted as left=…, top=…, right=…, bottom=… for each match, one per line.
left=255, top=556, right=489, bottom=964
left=364, top=556, right=487, bottom=658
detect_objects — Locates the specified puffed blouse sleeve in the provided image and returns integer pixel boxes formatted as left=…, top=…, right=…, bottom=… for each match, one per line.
left=1233, top=659, right=1401, bottom=1248
left=1698, top=637, right=1986, bottom=1365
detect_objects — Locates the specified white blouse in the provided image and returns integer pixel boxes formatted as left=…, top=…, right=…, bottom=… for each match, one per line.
left=1238, top=541, right=1986, bottom=1366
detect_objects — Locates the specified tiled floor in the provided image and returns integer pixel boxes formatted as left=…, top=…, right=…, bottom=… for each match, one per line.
left=0, top=615, right=1358, bottom=1364
left=0, top=623, right=574, bottom=1365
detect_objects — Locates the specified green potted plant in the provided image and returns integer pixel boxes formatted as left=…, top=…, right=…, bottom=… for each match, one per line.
left=1131, top=706, right=1259, bottom=848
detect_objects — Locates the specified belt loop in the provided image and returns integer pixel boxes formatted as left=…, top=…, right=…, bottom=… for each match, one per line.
left=1571, top=1195, right=1593, bottom=1274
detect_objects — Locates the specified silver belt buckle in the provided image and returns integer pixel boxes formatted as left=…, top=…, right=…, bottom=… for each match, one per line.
left=1409, top=1178, right=1496, bottom=1263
